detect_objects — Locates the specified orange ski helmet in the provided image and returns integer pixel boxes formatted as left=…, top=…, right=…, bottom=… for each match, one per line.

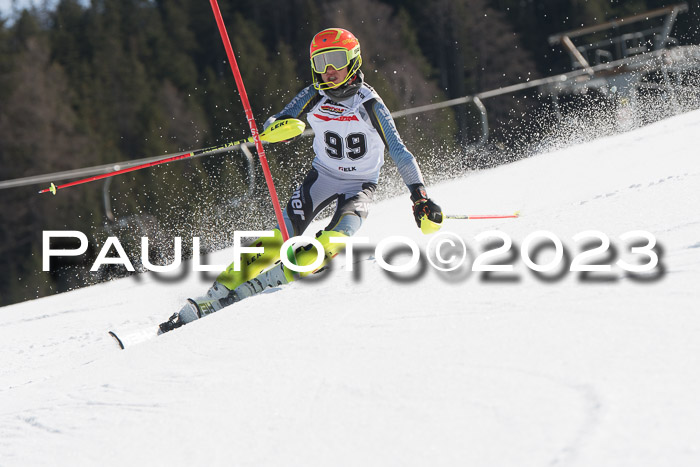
left=309, top=28, right=362, bottom=90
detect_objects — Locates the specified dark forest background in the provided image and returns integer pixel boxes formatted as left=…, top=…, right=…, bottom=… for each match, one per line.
left=1, top=0, right=699, bottom=306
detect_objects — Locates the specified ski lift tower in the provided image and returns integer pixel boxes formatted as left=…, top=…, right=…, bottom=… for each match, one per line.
left=540, top=3, right=700, bottom=120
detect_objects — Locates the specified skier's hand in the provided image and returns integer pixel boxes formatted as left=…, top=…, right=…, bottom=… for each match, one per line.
left=263, top=115, right=297, bottom=143
left=410, top=185, right=443, bottom=234
left=262, top=116, right=277, bottom=132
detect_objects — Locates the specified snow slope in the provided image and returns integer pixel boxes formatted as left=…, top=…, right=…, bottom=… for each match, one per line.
left=1, top=110, right=700, bottom=466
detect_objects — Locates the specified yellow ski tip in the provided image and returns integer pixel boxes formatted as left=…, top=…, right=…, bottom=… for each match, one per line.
left=513, top=210, right=520, bottom=217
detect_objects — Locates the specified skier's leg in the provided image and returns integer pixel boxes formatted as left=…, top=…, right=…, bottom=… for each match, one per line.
left=210, top=167, right=332, bottom=298
left=173, top=195, right=308, bottom=328
left=160, top=169, right=335, bottom=332
left=241, top=181, right=376, bottom=284
left=215, top=228, right=285, bottom=292
left=228, top=228, right=350, bottom=301
left=159, top=229, right=286, bottom=333
left=324, top=181, right=376, bottom=236
left=228, top=184, right=377, bottom=302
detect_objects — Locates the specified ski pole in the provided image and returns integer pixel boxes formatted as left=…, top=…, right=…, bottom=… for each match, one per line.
left=446, top=211, right=520, bottom=220
left=209, top=0, right=290, bottom=241
left=38, top=118, right=305, bottom=195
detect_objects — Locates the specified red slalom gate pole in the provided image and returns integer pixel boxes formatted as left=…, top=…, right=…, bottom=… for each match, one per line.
left=39, top=136, right=254, bottom=194
left=208, top=0, right=290, bottom=241
left=38, top=153, right=195, bottom=194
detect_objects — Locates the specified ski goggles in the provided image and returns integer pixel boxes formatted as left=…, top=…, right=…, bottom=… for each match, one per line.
left=311, top=49, right=352, bottom=74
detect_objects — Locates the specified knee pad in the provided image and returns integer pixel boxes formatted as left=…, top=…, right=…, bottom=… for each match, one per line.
left=216, top=229, right=284, bottom=291
left=283, top=230, right=349, bottom=281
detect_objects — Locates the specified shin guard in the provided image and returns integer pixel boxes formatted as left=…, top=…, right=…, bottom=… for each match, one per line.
left=283, top=230, right=349, bottom=282
left=216, top=229, right=285, bottom=291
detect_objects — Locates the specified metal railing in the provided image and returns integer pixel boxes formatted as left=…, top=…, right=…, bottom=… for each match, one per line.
left=548, top=3, right=688, bottom=71
left=2, top=41, right=698, bottom=218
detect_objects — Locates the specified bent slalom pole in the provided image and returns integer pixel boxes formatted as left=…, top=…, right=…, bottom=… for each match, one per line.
left=446, top=211, right=520, bottom=220
left=209, top=0, right=290, bottom=241
left=38, top=118, right=305, bottom=195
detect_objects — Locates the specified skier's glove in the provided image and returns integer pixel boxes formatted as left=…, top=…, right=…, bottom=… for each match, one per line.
left=263, top=115, right=297, bottom=143
left=410, top=185, right=443, bottom=234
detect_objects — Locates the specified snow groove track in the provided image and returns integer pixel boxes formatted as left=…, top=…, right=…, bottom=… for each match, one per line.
left=2, top=110, right=700, bottom=466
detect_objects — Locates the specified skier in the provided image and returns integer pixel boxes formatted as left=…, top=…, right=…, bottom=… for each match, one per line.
left=159, top=27, right=443, bottom=333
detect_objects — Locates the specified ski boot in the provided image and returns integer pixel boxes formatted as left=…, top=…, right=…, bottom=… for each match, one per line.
left=158, top=310, right=186, bottom=335
left=160, top=229, right=350, bottom=332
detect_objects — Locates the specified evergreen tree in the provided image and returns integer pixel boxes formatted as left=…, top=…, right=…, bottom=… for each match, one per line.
left=1, top=0, right=699, bottom=306
left=0, top=14, right=101, bottom=304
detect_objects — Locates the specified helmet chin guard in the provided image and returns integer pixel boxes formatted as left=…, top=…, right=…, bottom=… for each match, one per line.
left=323, top=69, right=365, bottom=100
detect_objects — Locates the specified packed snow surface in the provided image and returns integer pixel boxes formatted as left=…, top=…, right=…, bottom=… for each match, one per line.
left=1, top=110, right=700, bottom=466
